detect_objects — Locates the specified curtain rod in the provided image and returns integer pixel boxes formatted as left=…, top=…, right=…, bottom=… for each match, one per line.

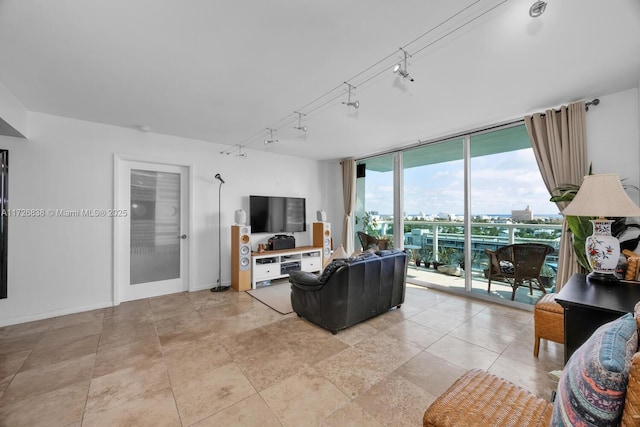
left=537, top=97, right=600, bottom=118
left=585, top=98, right=600, bottom=111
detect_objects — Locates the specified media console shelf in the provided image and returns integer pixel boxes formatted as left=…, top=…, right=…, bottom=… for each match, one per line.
left=251, top=246, right=322, bottom=289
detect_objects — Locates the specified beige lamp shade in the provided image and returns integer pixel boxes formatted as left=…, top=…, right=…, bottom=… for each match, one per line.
left=562, top=174, right=640, bottom=218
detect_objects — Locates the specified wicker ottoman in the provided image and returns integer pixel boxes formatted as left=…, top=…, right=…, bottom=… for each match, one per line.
left=423, top=369, right=553, bottom=426
left=534, top=293, right=564, bottom=357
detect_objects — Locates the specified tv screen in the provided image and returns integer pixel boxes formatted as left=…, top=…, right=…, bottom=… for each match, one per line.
left=250, top=195, right=306, bottom=233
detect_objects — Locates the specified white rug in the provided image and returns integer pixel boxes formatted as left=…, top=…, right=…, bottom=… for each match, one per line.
left=246, top=281, right=293, bottom=314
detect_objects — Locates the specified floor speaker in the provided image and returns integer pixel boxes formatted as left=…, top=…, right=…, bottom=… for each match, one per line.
left=313, top=222, right=332, bottom=266
left=231, top=225, right=252, bottom=291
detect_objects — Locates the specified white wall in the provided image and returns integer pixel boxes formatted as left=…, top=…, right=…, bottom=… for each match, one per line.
left=586, top=88, right=640, bottom=203
left=1, top=86, right=638, bottom=327
left=0, top=112, right=341, bottom=326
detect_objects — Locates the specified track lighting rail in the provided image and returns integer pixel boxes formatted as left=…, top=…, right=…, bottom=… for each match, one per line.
left=224, top=0, right=519, bottom=154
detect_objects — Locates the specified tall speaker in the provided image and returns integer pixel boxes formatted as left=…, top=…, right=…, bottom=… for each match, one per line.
left=313, top=222, right=332, bottom=266
left=231, top=225, right=252, bottom=291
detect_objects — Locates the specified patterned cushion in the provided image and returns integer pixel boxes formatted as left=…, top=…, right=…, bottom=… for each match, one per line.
left=499, top=260, right=514, bottom=274
left=551, top=312, right=638, bottom=426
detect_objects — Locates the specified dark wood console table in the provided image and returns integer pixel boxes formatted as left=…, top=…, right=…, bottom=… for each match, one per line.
left=555, top=273, right=640, bottom=364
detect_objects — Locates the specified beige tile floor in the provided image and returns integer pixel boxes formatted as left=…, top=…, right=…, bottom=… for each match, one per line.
left=0, top=284, right=563, bottom=426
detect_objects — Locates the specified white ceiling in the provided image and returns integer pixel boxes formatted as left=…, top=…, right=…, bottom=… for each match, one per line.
left=1, top=0, right=639, bottom=161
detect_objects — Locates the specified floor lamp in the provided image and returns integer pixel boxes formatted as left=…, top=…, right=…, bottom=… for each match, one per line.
left=211, top=173, right=230, bottom=292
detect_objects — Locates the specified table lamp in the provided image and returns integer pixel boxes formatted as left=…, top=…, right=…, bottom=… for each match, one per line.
left=562, top=174, right=640, bottom=282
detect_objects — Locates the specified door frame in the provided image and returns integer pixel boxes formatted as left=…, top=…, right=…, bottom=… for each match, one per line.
left=113, top=154, right=194, bottom=306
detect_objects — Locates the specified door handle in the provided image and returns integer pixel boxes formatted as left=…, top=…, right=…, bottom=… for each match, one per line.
left=178, top=234, right=187, bottom=239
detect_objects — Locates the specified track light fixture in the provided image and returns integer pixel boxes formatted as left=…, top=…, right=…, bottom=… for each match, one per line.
left=393, top=48, right=414, bottom=82
left=341, top=82, right=359, bottom=109
left=220, top=144, right=248, bottom=157
left=294, top=111, right=307, bottom=132
left=529, top=1, right=547, bottom=17
left=228, top=2, right=520, bottom=150
left=264, top=128, right=279, bottom=145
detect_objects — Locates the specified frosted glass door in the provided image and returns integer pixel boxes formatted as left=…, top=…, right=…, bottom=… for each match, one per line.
left=130, top=169, right=181, bottom=285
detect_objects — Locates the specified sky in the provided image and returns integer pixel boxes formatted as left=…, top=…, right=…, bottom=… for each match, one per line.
left=364, top=148, right=560, bottom=217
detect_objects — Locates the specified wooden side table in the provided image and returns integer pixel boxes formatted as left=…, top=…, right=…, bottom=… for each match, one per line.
left=555, top=273, right=640, bottom=364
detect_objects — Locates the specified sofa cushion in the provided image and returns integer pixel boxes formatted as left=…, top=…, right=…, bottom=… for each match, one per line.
left=317, top=259, right=348, bottom=283
left=551, top=312, right=638, bottom=426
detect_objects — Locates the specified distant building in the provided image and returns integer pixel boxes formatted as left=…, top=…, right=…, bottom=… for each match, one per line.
left=437, top=212, right=456, bottom=220
left=512, top=205, right=533, bottom=221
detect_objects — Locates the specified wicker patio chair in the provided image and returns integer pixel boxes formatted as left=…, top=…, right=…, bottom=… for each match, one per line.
left=357, top=231, right=388, bottom=251
left=485, top=243, right=555, bottom=301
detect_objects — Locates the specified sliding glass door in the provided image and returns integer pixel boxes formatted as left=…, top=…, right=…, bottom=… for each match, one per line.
left=355, top=123, right=562, bottom=307
left=355, top=154, right=396, bottom=251
left=469, top=126, right=560, bottom=302
left=402, top=138, right=465, bottom=285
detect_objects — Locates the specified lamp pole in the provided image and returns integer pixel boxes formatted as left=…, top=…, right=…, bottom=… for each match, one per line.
left=211, top=173, right=229, bottom=292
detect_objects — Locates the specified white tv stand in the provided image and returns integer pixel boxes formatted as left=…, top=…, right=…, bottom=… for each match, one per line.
left=251, top=246, right=322, bottom=289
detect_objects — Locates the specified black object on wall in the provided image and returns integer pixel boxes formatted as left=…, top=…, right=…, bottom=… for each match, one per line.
left=356, top=163, right=366, bottom=178
left=0, top=150, right=7, bottom=299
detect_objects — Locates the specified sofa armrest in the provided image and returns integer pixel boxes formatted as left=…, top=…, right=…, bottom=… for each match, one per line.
left=289, top=271, right=323, bottom=291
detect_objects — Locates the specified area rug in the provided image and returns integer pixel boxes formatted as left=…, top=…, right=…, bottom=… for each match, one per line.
left=247, top=281, right=293, bottom=314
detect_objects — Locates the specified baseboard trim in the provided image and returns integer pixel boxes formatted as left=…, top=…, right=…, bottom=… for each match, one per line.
left=0, top=300, right=114, bottom=328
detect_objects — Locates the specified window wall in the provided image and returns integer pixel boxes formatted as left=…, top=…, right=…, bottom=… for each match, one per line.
left=355, top=123, right=562, bottom=307
left=403, top=138, right=465, bottom=273
left=355, top=154, right=396, bottom=250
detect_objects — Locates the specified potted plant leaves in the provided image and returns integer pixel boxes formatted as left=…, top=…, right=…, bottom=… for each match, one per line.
left=414, top=252, right=422, bottom=267
left=551, top=171, right=628, bottom=273
left=420, top=248, right=433, bottom=268
left=539, top=264, right=556, bottom=288
left=433, top=247, right=454, bottom=270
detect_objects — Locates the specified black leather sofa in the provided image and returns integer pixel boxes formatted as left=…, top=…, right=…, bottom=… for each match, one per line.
left=288, top=249, right=407, bottom=334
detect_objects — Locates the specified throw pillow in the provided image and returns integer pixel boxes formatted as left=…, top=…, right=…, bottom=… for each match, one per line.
left=322, top=245, right=348, bottom=270
left=346, top=248, right=378, bottom=263
left=499, top=260, right=514, bottom=274
left=551, top=312, right=638, bottom=426
left=375, top=249, right=402, bottom=257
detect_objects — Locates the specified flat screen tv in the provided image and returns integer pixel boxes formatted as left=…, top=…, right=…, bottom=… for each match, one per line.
left=250, top=195, right=306, bottom=233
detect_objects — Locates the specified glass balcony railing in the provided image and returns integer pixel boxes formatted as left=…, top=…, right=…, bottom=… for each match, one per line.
left=365, top=219, right=563, bottom=306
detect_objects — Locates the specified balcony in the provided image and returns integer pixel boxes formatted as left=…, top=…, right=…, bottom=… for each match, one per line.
left=373, top=220, right=562, bottom=309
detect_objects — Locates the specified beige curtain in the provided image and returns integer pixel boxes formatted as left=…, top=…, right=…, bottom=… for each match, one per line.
left=341, top=159, right=356, bottom=254
left=524, top=101, right=587, bottom=291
